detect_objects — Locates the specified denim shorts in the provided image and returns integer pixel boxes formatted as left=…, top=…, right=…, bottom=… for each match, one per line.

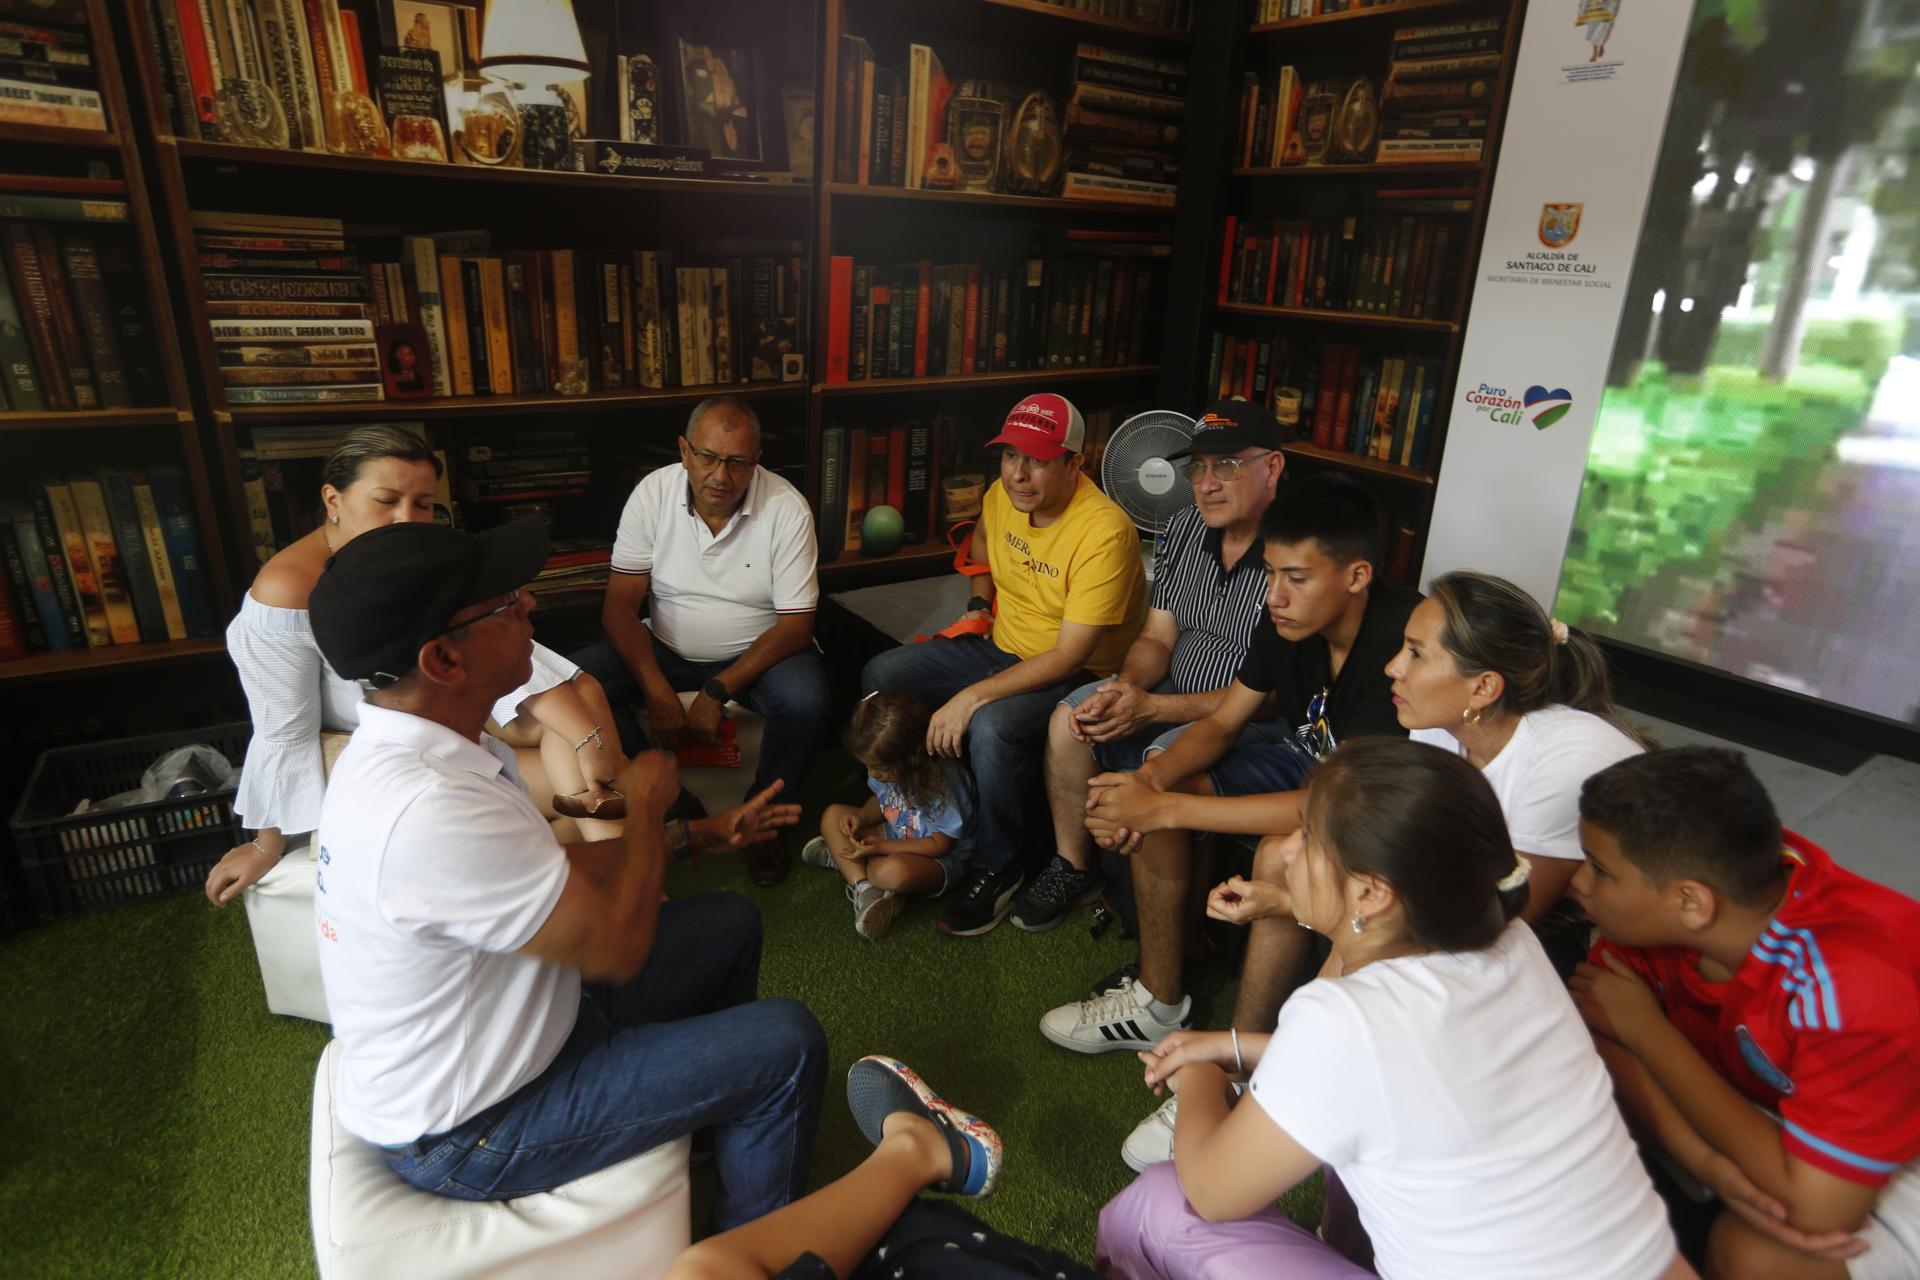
left=1059, top=680, right=1311, bottom=794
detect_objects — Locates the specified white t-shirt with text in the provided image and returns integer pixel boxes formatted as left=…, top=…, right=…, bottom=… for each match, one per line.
left=315, top=703, right=578, bottom=1145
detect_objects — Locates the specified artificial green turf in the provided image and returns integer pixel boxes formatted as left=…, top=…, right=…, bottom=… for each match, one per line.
left=0, top=765, right=1319, bottom=1277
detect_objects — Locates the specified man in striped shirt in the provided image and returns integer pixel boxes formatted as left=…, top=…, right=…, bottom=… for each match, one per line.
left=1008, top=401, right=1289, bottom=934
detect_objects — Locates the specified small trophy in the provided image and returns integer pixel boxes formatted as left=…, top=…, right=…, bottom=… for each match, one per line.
left=1004, top=90, right=1062, bottom=196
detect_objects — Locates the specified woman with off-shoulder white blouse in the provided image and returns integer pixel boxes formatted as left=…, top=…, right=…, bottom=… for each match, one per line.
left=205, top=425, right=629, bottom=908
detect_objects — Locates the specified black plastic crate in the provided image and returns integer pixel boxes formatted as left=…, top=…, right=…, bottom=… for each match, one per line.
left=8, top=723, right=252, bottom=921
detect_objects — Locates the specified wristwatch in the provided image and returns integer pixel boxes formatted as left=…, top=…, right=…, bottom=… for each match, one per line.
left=702, top=677, right=730, bottom=703
left=965, top=594, right=991, bottom=614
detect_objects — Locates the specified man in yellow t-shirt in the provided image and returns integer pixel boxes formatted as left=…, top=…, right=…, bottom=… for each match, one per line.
left=862, top=394, right=1146, bottom=937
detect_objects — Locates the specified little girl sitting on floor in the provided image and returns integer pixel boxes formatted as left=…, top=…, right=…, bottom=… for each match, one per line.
left=803, top=693, right=976, bottom=940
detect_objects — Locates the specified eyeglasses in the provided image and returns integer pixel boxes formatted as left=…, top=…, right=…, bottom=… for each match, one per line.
left=1181, top=451, right=1274, bottom=483
left=425, top=590, right=524, bottom=644
left=687, top=446, right=757, bottom=474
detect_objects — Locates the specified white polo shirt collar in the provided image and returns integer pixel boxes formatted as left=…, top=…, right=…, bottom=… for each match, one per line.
left=353, top=701, right=506, bottom=781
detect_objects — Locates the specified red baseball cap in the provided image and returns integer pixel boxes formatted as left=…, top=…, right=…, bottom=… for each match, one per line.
left=986, top=393, right=1087, bottom=461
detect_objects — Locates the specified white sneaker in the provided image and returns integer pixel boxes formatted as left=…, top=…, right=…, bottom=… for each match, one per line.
left=849, top=882, right=902, bottom=940
left=1122, top=1093, right=1181, bottom=1172
left=1038, top=977, right=1190, bottom=1055
left=802, top=836, right=836, bottom=869
left=1120, top=1083, right=1245, bottom=1172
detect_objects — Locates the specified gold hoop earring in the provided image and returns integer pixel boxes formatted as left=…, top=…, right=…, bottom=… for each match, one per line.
left=1461, top=706, right=1482, bottom=726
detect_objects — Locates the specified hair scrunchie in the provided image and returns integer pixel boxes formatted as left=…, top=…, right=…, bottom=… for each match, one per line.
left=1496, top=855, right=1532, bottom=894
left=1548, top=619, right=1570, bottom=645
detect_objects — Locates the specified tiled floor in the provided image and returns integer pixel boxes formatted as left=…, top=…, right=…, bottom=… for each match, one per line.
left=834, top=576, right=1919, bottom=899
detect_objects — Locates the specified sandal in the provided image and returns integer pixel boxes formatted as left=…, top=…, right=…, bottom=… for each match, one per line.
left=552, top=782, right=626, bottom=821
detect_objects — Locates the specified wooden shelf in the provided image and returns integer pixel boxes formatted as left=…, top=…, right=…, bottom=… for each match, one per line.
left=172, top=140, right=814, bottom=199
left=219, top=382, right=806, bottom=425
left=816, top=364, right=1160, bottom=398
left=973, top=0, right=1191, bottom=42
left=1283, top=441, right=1434, bottom=485
left=0, top=638, right=230, bottom=685
left=1233, top=161, right=1484, bottom=180
left=830, top=182, right=1171, bottom=217
left=1252, top=0, right=1484, bottom=35
left=1216, top=301, right=1457, bottom=333
left=0, top=121, right=120, bottom=151
left=821, top=540, right=956, bottom=582
left=0, top=407, right=189, bottom=432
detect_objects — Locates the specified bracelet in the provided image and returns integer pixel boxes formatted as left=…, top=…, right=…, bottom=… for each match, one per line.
left=667, top=819, right=695, bottom=863
left=572, top=725, right=604, bottom=753
left=250, top=837, right=277, bottom=859
left=1230, top=1027, right=1245, bottom=1076
left=965, top=594, right=991, bottom=613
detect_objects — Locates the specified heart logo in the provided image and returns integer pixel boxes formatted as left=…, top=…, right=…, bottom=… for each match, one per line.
left=1523, top=385, right=1572, bottom=430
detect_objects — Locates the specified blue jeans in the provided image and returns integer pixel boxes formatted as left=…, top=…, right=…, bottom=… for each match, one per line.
left=862, top=635, right=1089, bottom=874
left=385, top=893, right=827, bottom=1230
left=571, top=633, right=829, bottom=806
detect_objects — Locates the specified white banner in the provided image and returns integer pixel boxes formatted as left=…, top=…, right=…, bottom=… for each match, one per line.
left=1421, top=0, right=1696, bottom=605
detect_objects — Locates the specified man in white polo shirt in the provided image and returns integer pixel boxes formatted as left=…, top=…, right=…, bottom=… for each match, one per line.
left=572, top=395, right=825, bottom=886
left=309, top=518, right=825, bottom=1230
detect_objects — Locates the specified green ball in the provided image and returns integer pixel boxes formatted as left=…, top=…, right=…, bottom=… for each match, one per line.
left=860, top=504, right=905, bottom=555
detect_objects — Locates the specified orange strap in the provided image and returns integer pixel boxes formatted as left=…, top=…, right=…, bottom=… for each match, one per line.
left=913, top=520, right=994, bottom=642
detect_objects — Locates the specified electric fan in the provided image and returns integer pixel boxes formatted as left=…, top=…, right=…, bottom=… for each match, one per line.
left=1100, top=409, right=1198, bottom=535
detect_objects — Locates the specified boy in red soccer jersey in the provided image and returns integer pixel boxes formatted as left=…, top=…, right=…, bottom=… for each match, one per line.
left=1568, top=747, right=1920, bottom=1280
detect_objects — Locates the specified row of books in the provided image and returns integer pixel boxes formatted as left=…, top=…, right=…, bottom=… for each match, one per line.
left=193, top=210, right=809, bottom=404
left=1218, top=201, right=1464, bottom=319
left=817, top=423, right=936, bottom=562
left=1032, top=0, right=1192, bottom=29
left=0, top=14, right=106, bottom=130
left=1062, top=46, right=1184, bottom=207
left=191, top=211, right=382, bottom=405
left=1205, top=332, right=1440, bottom=472
left=824, top=245, right=1165, bottom=383
left=136, top=0, right=376, bottom=153
left=1376, top=18, right=1502, bottom=164
left=1, top=195, right=168, bottom=411
left=1256, top=0, right=1423, bottom=17
left=0, top=469, right=219, bottom=661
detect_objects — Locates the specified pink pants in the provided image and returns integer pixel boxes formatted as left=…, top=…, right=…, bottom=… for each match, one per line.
left=1096, top=1164, right=1375, bottom=1280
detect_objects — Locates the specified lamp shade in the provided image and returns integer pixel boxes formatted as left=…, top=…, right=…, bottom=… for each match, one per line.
left=479, top=0, right=589, bottom=85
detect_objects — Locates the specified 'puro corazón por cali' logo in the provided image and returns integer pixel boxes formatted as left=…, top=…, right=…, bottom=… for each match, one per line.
left=1523, top=385, right=1572, bottom=429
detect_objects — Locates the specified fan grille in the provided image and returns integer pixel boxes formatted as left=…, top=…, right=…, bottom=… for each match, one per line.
left=1102, top=410, right=1197, bottom=533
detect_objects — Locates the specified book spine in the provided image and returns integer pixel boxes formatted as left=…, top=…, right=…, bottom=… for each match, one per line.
left=480, top=257, right=513, bottom=395
left=42, top=480, right=108, bottom=646
left=99, top=469, right=167, bottom=641
left=710, top=264, right=734, bottom=386
left=944, top=266, right=965, bottom=376
left=0, top=505, right=46, bottom=651
left=0, top=563, right=24, bottom=659
left=845, top=428, right=867, bottom=550
left=459, top=259, right=490, bottom=392
left=436, top=253, right=472, bottom=394
left=56, top=232, right=130, bottom=408
left=655, top=251, right=679, bottom=388
left=147, top=467, right=216, bottom=637
left=672, top=265, right=697, bottom=387
left=3, top=223, right=72, bottom=408
left=849, top=264, right=870, bottom=381
left=223, top=382, right=383, bottom=403
left=27, top=495, right=83, bottom=647
left=68, top=476, right=139, bottom=644
left=598, top=258, right=624, bottom=390
left=825, top=255, right=852, bottom=384
left=146, top=0, right=199, bottom=138
left=817, top=425, right=846, bottom=561
left=129, top=475, right=187, bottom=639
left=902, top=422, right=931, bottom=546
left=691, top=265, right=714, bottom=386
left=634, top=250, right=662, bottom=389
left=0, top=259, right=47, bottom=410
left=913, top=260, right=931, bottom=376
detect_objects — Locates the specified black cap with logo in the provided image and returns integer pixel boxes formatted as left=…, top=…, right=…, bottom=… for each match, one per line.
left=310, top=518, right=548, bottom=685
left=1166, top=398, right=1294, bottom=460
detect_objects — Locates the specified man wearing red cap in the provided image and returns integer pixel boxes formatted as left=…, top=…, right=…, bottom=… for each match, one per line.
left=861, top=394, right=1147, bottom=937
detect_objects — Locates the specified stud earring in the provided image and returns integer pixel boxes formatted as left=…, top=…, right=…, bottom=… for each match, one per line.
left=1350, top=912, right=1365, bottom=935
left=1460, top=706, right=1482, bottom=726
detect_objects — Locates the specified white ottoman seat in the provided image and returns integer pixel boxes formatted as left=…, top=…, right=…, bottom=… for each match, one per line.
left=310, top=1040, right=691, bottom=1280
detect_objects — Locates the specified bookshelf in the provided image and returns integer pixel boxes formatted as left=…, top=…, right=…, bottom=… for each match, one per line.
left=0, top=0, right=235, bottom=684
left=811, top=0, right=1192, bottom=580
left=1183, top=0, right=1529, bottom=581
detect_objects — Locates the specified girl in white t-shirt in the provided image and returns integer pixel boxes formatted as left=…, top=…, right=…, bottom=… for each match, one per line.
left=1096, top=738, right=1693, bottom=1280
left=1384, top=569, right=1648, bottom=972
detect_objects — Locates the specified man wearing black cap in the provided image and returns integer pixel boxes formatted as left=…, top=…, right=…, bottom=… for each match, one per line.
left=1011, top=400, right=1289, bottom=935
left=307, top=519, right=826, bottom=1229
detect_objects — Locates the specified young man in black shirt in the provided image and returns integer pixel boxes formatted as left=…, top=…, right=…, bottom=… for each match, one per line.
left=1036, top=475, right=1421, bottom=1168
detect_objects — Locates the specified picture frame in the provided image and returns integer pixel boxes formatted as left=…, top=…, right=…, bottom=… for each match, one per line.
left=668, top=29, right=762, bottom=164
left=376, top=323, right=434, bottom=398
left=377, top=0, right=478, bottom=155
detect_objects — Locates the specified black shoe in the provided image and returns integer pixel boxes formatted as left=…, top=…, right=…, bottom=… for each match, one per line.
left=1009, top=856, right=1106, bottom=933
left=1091, top=959, right=1140, bottom=998
left=938, top=864, right=1025, bottom=937
left=1091, top=955, right=1229, bottom=1003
